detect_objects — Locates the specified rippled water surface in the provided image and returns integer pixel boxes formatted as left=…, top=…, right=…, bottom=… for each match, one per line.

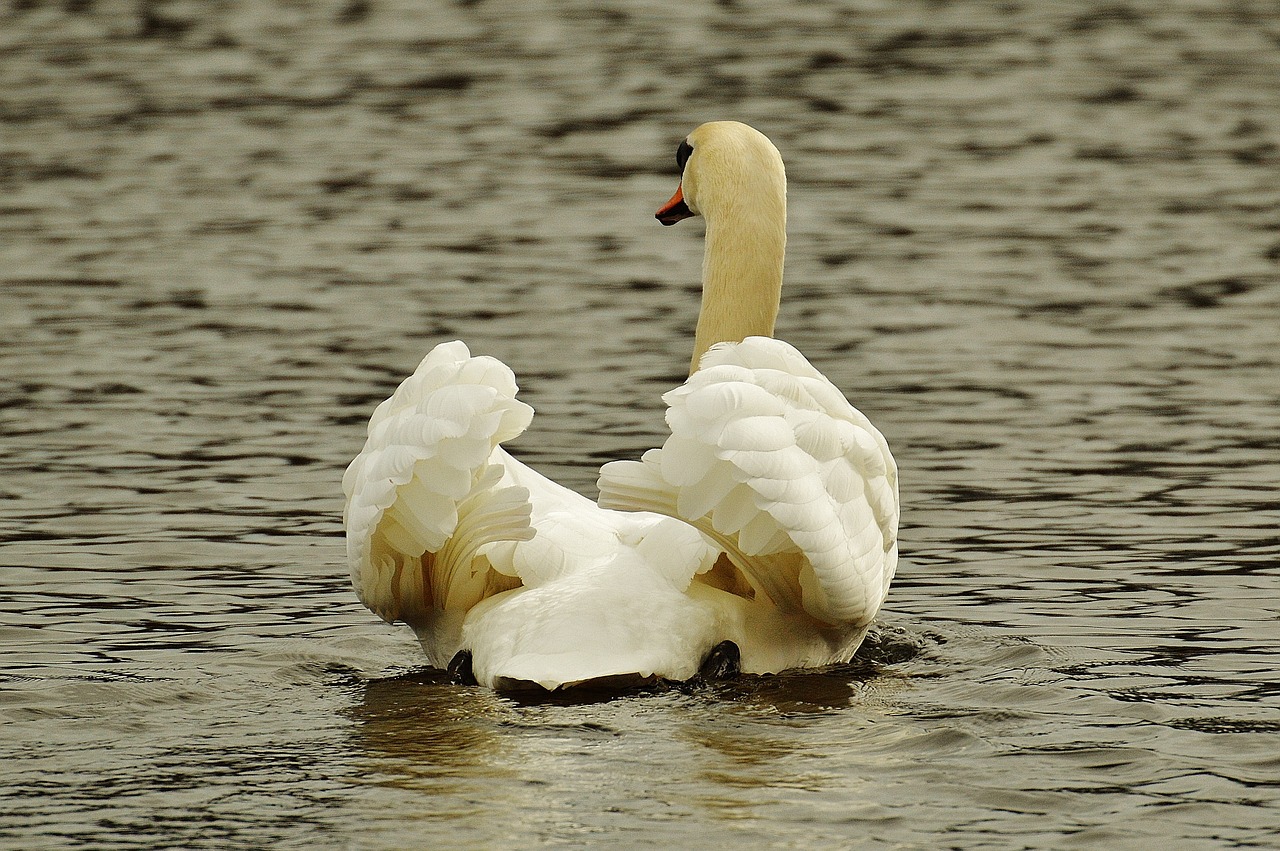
left=3, top=0, right=1279, bottom=847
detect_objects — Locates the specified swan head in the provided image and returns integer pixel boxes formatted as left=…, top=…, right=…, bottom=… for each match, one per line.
left=656, top=120, right=787, bottom=227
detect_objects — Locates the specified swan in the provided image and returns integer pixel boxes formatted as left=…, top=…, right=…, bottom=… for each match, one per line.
left=342, top=121, right=899, bottom=691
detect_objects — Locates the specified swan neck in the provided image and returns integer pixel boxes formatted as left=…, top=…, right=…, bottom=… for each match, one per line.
left=690, top=209, right=786, bottom=374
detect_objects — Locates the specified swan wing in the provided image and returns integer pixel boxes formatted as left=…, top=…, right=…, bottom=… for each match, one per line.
left=342, top=341, right=536, bottom=629
left=598, top=336, right=898, bottom=626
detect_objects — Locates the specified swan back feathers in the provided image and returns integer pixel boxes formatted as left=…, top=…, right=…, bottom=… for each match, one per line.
left=599, top=336, right=898, bottom=626
left=342, top=341, right=536, bottom=625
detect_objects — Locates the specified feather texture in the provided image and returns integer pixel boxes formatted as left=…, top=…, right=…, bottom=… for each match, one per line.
left=599, top=336, right=898, bottom=627
left=342, top=341, right=535, bottom=628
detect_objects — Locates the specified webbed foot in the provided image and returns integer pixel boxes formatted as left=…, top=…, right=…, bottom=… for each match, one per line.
left=698, top=640, right=741, bottom=680
left=448, top=650, right=477, bottom=686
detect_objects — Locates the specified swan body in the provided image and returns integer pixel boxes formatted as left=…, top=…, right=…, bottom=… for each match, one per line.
left=343, top=121, right=899, bottom=690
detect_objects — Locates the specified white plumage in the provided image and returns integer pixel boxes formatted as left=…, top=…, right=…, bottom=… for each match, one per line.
left=342, top=122, right=899, bottom=690
left=599, top=337, right=898, bottom=629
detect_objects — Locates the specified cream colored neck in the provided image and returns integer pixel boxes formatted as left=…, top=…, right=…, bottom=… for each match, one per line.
left=689, top=206, right=786, bottom=373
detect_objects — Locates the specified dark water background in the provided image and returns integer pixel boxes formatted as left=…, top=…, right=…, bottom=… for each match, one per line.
left=3, top=0, right=1279, bottom=847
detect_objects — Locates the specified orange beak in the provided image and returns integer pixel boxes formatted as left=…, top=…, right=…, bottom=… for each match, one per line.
left=656, top=184, right=694, bottom=226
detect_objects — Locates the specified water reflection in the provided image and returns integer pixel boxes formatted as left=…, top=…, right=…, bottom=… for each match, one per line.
left=347, top=669, right=516, bottom=790
left=341, top=629, right=935, bottom=834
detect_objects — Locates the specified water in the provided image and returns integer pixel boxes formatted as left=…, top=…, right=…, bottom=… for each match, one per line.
left=3, top=0, right=1279, bottom=847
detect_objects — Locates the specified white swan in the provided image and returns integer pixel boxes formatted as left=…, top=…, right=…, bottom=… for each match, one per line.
left=342, top=121, right=899, bottom=691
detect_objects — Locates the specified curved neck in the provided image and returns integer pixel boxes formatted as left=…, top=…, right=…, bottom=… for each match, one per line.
left=690, top=206, right=786, bottom=373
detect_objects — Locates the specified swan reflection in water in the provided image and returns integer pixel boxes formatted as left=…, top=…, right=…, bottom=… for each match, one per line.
left=346, top=669, right=515, bottom=790
left=345, top=624, right=924, bottom=817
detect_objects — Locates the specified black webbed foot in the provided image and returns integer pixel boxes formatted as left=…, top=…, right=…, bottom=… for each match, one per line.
left=447, top=650, right=477, bottom=686
left=698, top=640, right=741, bottom=680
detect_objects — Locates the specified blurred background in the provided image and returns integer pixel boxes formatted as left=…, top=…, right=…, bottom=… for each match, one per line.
left=2, top=0, right=1278, bottom=847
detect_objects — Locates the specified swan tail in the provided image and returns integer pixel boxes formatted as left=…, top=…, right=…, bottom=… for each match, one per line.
left=599, top=336, right=899, bottom=626
left=342, top=341, right=535, bottom=627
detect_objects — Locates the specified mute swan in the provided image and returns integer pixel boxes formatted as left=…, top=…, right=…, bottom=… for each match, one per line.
left=343, top=121, right=899, bottom=691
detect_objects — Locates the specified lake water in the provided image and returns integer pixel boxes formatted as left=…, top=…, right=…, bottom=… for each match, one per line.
left=2, top=0, right=1278, bottom=847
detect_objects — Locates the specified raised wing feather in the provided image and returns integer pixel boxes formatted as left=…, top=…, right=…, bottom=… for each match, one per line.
left=598, top=336, right=898, bottom=627
left=342, top=341, right=536, bottom=628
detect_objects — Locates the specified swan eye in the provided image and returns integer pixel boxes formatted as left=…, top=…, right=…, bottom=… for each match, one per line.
left=676, top=139, right=693, bottom=172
